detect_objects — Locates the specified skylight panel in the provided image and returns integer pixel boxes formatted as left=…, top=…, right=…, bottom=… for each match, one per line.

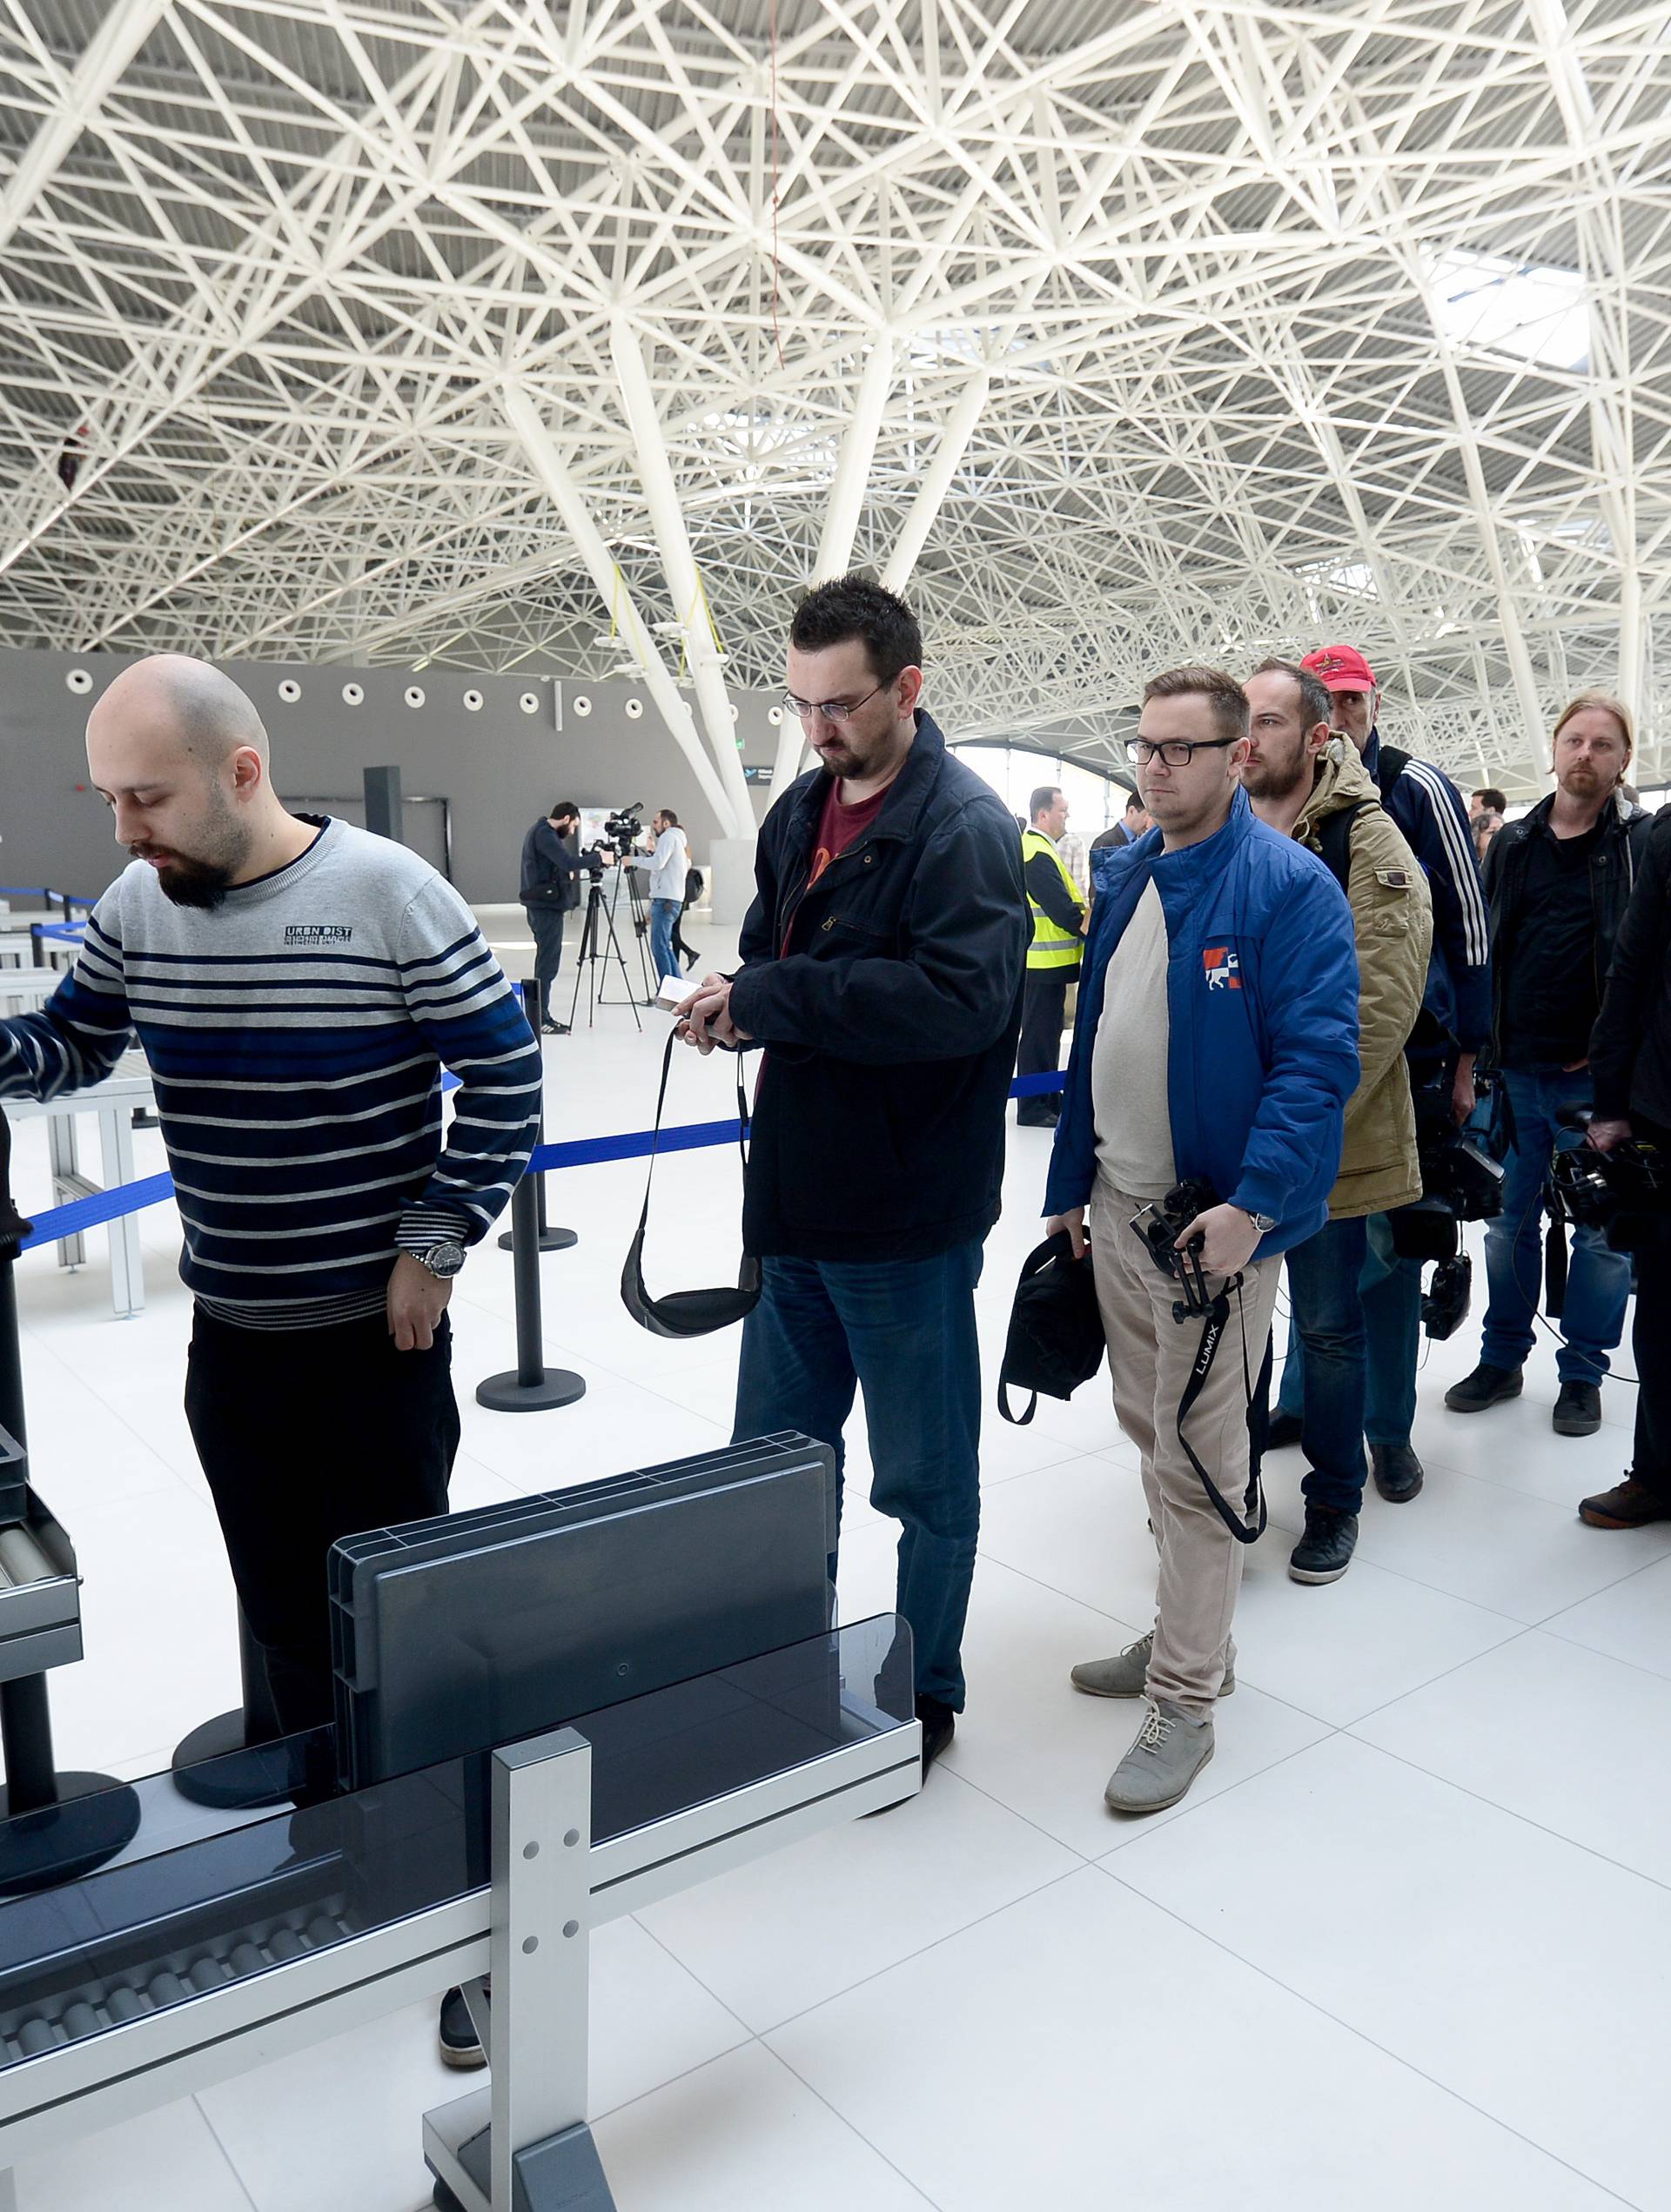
left=1426, top=251, right=1590, bottom=371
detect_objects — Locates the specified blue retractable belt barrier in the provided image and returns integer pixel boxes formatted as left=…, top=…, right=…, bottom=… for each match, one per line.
left=15, top=1071, right=1067, bottom=1251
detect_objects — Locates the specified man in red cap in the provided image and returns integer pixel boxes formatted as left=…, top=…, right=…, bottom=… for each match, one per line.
left=1263, top=646, right=1490, bottom=1499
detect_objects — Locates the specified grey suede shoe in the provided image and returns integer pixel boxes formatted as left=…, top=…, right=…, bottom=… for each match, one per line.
left=1070, top=1631, right=1235, bottom=1699
left=1103, top=1699, right=1215, bottom=1814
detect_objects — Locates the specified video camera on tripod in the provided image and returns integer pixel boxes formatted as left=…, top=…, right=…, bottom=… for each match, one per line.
left=587, top=803, right=646, bottom=865
left=1385, top=1079, right=1505, bottom=1340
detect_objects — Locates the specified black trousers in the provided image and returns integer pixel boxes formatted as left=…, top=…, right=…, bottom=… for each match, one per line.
left=523, top=902, right=567, bottom=1022
left=1017, top=967, right=1074, bottom=1123
left=185, top=1307, right=460, bottom=1733
left=1626, top=1110, right=1671, bottom=1500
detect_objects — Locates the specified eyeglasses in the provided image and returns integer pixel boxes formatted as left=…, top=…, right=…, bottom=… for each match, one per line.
left=1122, top=735, right=1238, bottom=768
left=783, top=681, right=887, bottom=725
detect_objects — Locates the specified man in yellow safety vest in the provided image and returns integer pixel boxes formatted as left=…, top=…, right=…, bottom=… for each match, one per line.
left=1017, top=784, right=1087, bottom=1127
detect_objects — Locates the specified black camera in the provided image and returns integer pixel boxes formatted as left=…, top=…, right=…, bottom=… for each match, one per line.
left=1421, top=1253, right=1473, bottom=1341
left=602, top=804, right=645, bottom=860
left=1383, top=1079, right=1503, bottom=1338
left=1131, top=1177, right=1222, bottom=1318
left=1549, top=1138, right=1671, bottom=1241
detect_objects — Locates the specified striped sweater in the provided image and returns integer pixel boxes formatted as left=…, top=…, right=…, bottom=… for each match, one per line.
left=0, top=818, right=542, bottom=1328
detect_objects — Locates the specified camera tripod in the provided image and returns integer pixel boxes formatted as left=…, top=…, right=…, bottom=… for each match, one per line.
left=567, top=869, right=648, bottom=1031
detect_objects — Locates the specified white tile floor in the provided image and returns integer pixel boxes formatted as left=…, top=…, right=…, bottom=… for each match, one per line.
left=4, top=948, right=1666, bottom=2211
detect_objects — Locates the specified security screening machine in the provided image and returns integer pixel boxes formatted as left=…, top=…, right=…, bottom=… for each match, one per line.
left=0, top=1434, right=921, bottom=2209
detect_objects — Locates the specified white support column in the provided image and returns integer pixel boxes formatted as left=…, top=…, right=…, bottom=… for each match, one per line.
left=502, top=385, right=746, bottom=839
left=813, top=339, right=896, bottom=584
left=609, top=318, right=754, bottom=835
left=881, top=370, right=988, bottom=593
left=770, top=338, right=898, bottom=793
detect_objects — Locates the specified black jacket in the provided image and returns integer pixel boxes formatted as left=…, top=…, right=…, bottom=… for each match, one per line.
left=520, top=820, right=580, bottom=909
left=728, top=710, right=1028, bottom=1262
left=1480, top=789, right=1650, bottom=1069
left=1591, top=804, right=1671, bottom=1122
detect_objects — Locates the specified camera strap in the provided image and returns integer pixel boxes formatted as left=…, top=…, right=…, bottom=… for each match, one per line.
left=1175, top=1279, right=1266, bottom=1546
left=621, top=1029, right=762, bottom=1337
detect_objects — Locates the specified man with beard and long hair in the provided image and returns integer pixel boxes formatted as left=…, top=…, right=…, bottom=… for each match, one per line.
left=1446, top=694, right=1650, bottom=1436
left=0, top=654, right=541, bottom=1726
left=1241, top=660, right=1430, bottom=1583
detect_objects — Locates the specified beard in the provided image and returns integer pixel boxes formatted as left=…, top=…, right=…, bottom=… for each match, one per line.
left=130, top=788, right=253, bottom=911
left=151, top=855, right=235, bottom=909
left=1239, top=745, right=1311, bottom=803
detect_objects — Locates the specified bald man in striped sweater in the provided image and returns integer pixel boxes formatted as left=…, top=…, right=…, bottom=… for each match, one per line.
left=0, top=655, right=542, bottom=1730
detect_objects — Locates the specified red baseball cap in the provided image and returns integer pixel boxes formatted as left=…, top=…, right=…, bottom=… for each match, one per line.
left=1301, top=644, right=1377, bottom=693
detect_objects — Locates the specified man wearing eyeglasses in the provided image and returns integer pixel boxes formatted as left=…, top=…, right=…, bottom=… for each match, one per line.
left=1043, top=667, right=1359, bottom=1815
left=677, top=576, right=1027, bottom=1780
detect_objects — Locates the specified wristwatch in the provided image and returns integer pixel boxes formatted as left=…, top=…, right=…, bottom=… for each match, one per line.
left=1239, top=1207, right=1278, bottom=1236
left=415, top=1240, right=466, bottom=1280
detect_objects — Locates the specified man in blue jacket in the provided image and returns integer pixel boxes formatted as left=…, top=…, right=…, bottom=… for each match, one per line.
left=679, top=576, right=1027, bottom=1780
left=1044, top=666, right=1359, bottom=1815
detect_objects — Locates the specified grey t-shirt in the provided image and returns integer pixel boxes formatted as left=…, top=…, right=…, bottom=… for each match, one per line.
left=1092, top=878, right=1176, bottom=1202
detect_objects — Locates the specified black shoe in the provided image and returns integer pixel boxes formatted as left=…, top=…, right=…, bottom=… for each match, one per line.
left=1288, top=1507, right=1359, bottom=1585
left=681, top=950, right=698, bottom=972
left=1554, top=1381, right=1602, bottom=1437
left=1443, top=1362, right=1524, bottom=1414
left=438, top=1984, right=486, bottom=2070
left=1265, top=1411, right=1303, bottom=1451
left=1371, top=1442, right=1424, bottom=1503
left=916, top=1693, right=956, bottom=1775
left=540, top=1019, right=570, bottom=1036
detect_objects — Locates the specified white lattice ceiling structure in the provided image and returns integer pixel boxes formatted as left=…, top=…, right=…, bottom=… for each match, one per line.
left=3, top=0, right=1669, bottom=832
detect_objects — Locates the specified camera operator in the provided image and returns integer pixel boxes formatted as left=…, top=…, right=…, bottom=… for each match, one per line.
left=519, top=799, right=583, bottom=1036
left=1044, top=667, right=1359, bottom=1815
left=1242, top=661, right=1432, bottom=1581
left=640, top=807, right=689, bottom=988
left=676, top=576, right=1026, bottom=1780
left=1563, top=803, right=1671, bottom=1528
left=1446, top=694, right=1649, bottom=1436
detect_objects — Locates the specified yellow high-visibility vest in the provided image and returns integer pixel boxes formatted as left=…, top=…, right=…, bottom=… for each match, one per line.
left=1021, top=827, right=1082, bottom=970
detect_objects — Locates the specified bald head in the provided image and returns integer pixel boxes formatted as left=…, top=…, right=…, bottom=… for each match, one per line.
left=85, top=654, right=292, bottom=908
left=88, top=654, right=269, bottom=772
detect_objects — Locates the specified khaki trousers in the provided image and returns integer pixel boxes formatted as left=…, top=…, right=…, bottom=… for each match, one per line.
left=1091, top=1183, right=1280, bottom=1718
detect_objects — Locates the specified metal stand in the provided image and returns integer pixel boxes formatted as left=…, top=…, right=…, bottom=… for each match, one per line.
left=475, top=1156, right=584, bottom=1414
left=500, top=984, right=576, bottom=1256
left=0, top=1109, right=139, bottom=1894
left=611, top=864, right=656, bottom=1006
left=565, top=881, right=641, bottom=1033
left=424, top=1728, right=616, bottom=2212
left=169, top=1609, right=292, bottom=1810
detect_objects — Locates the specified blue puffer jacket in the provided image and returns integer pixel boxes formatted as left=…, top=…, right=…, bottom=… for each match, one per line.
left=1043, top=787, right=1360, bottom=1260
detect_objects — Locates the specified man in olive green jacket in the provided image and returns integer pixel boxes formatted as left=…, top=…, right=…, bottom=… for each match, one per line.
left=1244, top=660, right=1433, bottom=1585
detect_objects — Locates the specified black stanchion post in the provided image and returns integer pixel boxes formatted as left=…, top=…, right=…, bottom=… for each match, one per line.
left=476, top=1146, right=585, bottom=1414
left=500, top=982, right=576, bottom=1253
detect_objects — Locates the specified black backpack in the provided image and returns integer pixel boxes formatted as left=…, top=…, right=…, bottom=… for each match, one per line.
left=684, top=865, right=704, bottom=908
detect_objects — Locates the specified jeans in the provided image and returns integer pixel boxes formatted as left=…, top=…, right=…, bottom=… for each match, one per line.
left=523, top=902, right=567, bottom=1023
left=648, top=897, right=681, bottom=985
left=1276, top=1211, right=1420, bottom=1450
left=1279, top=1217, right=1372, bottom=1514
left=732, top=1243, right=984, bottom=1708
left=1481, top=1066, right=1631, bottom=1384
left=185, top=1308, right=459, bottom=1732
